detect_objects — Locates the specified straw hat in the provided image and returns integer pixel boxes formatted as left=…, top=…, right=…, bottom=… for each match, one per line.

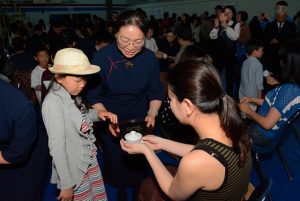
left=49, top=48, right=100, bottom=75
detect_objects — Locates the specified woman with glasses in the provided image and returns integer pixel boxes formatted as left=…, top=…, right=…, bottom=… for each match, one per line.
left=87, top=10, right=164, bottom=200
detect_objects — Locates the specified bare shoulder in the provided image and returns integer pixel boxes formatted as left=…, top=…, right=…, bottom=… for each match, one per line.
left=180, top=150, right=223, bottom=172
left=178, top=149, right=226, bottom=190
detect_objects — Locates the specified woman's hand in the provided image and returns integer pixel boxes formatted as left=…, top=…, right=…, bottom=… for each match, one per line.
left=239, top=102, right=251, bottom=114
left=145, top=114, right=156, bottom=128
left=142, top=135, right=164, bottom=151
left=120, top=139, right=150, bottom=155
left=266, top=76, right=280, bottom=86
left=240, top=96, right=252, bottom=104
left=97, top=110, right=118, bottom=123
left=57, top=188, right=73, bottom=201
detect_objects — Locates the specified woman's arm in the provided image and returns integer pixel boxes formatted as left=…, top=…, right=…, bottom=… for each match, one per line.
left=147, top=100, right=162, bottom=117
left=250, top=97, right=264, bottom=106
left=145, top=100, right=162, bottom=127
left=160, top=139, right=194, bottom=157
left=243, top=106, right=281, bottom=130
left=142, top=135, right=194, bottom=157
left=120, top=141, right=197, bottom=200
left=121, top=141, right=221, bottom=200
left=240, top=96, right=264, bottom=106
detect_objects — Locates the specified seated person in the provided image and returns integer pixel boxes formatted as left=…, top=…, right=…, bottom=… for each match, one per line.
left=239, top=38, right=300, bottom=147
left=121, top=59, right=252, bottom=201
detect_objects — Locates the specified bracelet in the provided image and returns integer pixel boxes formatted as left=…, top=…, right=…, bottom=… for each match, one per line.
left=147, top=109, right=158, bottom=117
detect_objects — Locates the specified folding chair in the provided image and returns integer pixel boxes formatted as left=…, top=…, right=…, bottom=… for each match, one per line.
left=247, top=179, right=273, bottom=201
left=252, top=109, right=300, bottom=182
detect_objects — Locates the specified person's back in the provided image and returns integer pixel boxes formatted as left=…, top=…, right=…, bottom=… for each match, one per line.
left=190, top=138, right=251, bottom=201
left=239, top=57, right=263, bottom=99
left=0, top=80, right=48, bottom=201
left=256, top=83, right=300, bottom=140
left=239, top=41, right=264, bottom=99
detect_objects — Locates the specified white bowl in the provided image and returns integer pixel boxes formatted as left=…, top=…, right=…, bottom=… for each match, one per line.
left=124, top=131, right=142, bottom=143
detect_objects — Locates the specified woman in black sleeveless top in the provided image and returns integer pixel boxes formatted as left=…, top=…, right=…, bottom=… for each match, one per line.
left=121, top=59, right=251, bottom=201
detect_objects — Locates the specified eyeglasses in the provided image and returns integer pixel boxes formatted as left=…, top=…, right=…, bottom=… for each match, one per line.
left=117, top=35, right=145, bottom=48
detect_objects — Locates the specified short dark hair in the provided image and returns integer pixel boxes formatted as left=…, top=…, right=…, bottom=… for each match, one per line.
left=224, top=5, right=236, bottom=18
left=116, top=10, right=147, bottom=35
left=276, top=1, right=288, bottom=7
left=179, top=44, right=210, bottom=63
left=280, top=38, right=300, bottom=86
left=237, top=11, right=248, bottom=22
left=246, top=40, right=264, bottom=55
left=176, top=26, right=192, bottom=41
left=215, top=5, right=223, bottom=11
left=34, top=46, right=49, bottom=57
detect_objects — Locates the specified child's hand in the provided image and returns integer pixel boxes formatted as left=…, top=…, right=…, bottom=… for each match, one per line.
left=108, top=123, right=121, bottom=137
left=57, top=188, right=73, bottom=201
left=97, top=110, right=118, bottom=123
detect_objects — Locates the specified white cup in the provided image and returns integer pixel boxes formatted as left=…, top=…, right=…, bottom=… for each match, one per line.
left=124, top=131, right=142, bottom=143
left=263, top=70, right=270, bottom=77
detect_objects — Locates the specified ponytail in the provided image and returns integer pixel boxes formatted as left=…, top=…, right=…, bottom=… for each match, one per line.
left=218, top=95, right=250, bottom=165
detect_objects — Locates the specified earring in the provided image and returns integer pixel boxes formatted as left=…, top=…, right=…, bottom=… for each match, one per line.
left=186, top=113, right=191, bottom=118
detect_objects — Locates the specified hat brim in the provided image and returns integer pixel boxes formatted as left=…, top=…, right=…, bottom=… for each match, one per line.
left=48, top=64, right=100, bottom=75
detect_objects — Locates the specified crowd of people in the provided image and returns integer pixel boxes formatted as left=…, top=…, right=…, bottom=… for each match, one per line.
left=1, top=1, right=300, bottom=201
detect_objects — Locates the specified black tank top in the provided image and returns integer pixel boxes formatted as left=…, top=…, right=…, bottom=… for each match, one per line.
left=189, top=138, right=251, bottom=201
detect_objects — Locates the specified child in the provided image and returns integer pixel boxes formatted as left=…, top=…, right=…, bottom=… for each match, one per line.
left=239, top=40, right=264, bottom=104
left=42, top=48, right=118, bottom=201
left=31, top=47, right=50, bottom=105
left=145, top=27, right=167, bottom=59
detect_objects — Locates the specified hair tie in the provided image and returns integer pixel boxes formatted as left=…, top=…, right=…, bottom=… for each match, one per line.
left=219, top=92, right=226, bottom=99
left=218, top=92, right=226, bottom=108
